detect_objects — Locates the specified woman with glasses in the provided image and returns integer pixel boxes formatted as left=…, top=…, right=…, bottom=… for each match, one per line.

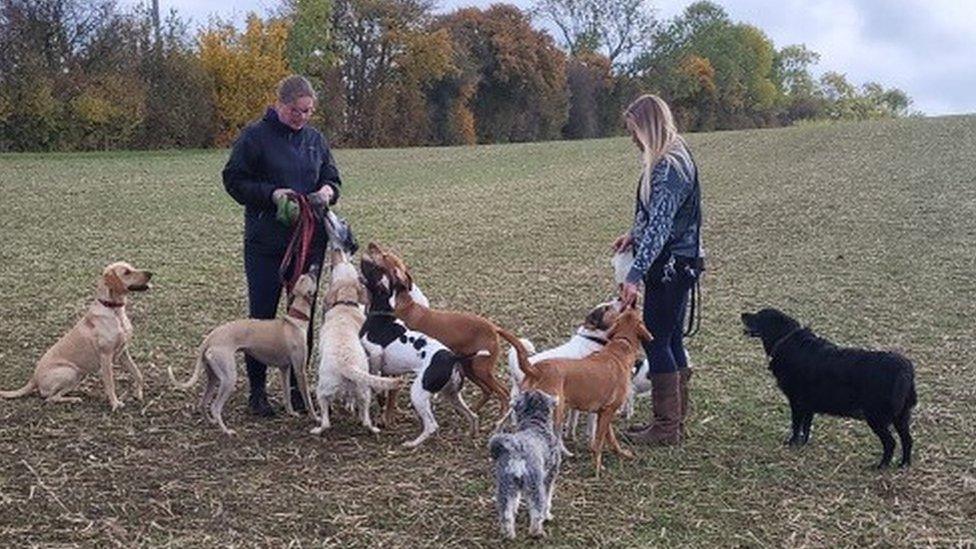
left=222, top=75, right=342, bottom=417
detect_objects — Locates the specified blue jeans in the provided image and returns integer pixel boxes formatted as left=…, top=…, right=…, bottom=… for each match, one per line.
left=641, top=256, right=694, bottom=375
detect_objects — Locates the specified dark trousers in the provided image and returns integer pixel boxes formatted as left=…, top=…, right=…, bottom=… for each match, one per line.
left=243, top=242, right=325, bottom=396
left=641, top=256, right=694, bottom=375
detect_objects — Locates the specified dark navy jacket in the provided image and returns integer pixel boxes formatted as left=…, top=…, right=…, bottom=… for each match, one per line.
left=222, top=107, right=342, bottom=254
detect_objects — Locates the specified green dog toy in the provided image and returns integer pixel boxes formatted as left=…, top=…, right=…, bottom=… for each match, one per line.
left=274, top=193, right=300, bottom=226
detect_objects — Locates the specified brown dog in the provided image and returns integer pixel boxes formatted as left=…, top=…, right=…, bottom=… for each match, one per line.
left=512, top=308, right=652, bottom=477
left=365, top=242, right=524, bottom=414
left=1, top=261, right=152, bottom=410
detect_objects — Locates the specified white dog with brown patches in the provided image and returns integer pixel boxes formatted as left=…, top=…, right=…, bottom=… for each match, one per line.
left=311, top=249, right=401, bottom=435
left=0, top=261, right=152, bottom=410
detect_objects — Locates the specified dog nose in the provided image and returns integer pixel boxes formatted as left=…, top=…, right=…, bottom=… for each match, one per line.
left=144, top=271, right=154, bottom=279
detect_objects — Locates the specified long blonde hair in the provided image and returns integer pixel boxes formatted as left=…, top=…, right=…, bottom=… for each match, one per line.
left=624, top=94, right=691, bottom=204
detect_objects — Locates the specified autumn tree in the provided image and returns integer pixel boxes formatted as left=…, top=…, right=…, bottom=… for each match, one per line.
left=563, top=52, right=614, bottom=139
left=198, top=14, right=290, bottom=145
left=0, top=0, right=147, bottom=151
left=435, top=5, right=568, bottom=144
left=532, top=0, right=654, bottom=69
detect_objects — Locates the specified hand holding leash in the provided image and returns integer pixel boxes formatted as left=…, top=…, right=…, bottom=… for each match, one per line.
left=309, top=185, right=334, bottom=210
left=272, top=189, right=300, bottom=226
left=611, top=232, right=633, bottom=252
left=619, top=281, right=640, bottom=308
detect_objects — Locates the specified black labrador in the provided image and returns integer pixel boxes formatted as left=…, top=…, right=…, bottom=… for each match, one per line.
left=741, top=308, right=917, bottom=468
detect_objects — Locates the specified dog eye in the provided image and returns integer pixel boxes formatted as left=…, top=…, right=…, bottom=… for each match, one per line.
left=123, top=269, right=131, bottom=275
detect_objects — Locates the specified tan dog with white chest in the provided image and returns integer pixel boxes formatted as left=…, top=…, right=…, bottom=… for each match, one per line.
left=512, top=308, right=652, bottom=477
left=168, top=269, right=319, bottom=435
left=1, top=261, right=152, bottom=410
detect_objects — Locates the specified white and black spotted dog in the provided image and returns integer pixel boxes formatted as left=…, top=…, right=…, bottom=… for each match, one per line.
left=488, top=390, right=561, bottom=539
left=359, top=258, right=479, bottom=447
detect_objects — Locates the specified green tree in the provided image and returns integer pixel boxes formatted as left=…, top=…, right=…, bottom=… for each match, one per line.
left=635, top=1, right=782, bottom=129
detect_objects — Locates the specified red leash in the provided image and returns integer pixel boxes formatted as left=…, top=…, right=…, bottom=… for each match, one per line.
left=279, top=194, right=317, bottom=294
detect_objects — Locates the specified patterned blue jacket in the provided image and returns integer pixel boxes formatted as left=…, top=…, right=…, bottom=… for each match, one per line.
left=626, top=149, right=702, bottom=284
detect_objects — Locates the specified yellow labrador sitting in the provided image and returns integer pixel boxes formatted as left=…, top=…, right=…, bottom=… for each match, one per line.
left=1, top=261, right=152, bottom=410
left=168, top=270, right=319, bottom=436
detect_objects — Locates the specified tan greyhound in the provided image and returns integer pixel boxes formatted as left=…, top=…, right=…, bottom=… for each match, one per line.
left=168, top=270, right=319, bottom=435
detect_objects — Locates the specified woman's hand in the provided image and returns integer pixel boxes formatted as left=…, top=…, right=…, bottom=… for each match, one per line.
left=612, top=232, right=633, bottom=253
left=310, top=185, right=335, bottom=209
left=619, top=281, right=640, bottom=308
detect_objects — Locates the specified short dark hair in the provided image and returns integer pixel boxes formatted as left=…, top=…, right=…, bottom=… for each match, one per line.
left=277, top=75, right=317, bottom=104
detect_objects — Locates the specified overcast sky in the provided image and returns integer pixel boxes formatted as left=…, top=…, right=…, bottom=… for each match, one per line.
left=136, top=0, right=976, bottom=116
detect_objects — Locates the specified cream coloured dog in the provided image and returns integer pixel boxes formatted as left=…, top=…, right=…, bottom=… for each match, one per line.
left=311, top=249, right=400, bottom=435
left=1, top=261, right=152, bottom=410
left=169, top=270, right=319, bottom=435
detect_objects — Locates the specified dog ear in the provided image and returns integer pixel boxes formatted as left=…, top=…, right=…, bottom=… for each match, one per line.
left=322, top=284, right=338, bottom=308
left=584, top=306, right=606, bottom=330
left=606, top=316, right=622, bottom=340
left=638, top=320, right=654, bottom=343
left=357, top=283, right=370, bottom=308
left=103, top=270, right=127, bottom=297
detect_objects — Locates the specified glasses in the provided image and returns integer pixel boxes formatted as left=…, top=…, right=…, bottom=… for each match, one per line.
left=287, top=104, right=315, bottom=117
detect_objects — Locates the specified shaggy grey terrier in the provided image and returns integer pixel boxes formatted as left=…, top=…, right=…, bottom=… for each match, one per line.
left=488, top=390, right=561, bottom=539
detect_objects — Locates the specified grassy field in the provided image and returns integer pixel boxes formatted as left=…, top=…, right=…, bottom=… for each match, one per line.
left=1, top=115, right=975, bottom=547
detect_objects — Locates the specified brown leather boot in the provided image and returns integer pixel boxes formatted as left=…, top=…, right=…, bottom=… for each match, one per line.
left=624, top=372, right=681, bottom=446
left=679, top=367, right=693, bottom=437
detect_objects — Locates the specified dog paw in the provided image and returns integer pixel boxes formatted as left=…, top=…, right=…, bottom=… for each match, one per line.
left=310, top=426, right=328, bottom=435
left=111, top=400, right=125, bottom=411
left=368, top=426, right=381, bottom=434
left=619, top=448, right=636, bottom=459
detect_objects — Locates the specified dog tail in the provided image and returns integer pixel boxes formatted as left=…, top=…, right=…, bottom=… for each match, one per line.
left=342, top=366, right=401, bottom=391
left=496, top=327, right=537, bottom=380
left=0, top=378, right=37, bottom=399
left=169, top=348, right=206, bottom=390
left=892, top=357, right=917, bottom=413
left=506, top=338, right=536, bottom=386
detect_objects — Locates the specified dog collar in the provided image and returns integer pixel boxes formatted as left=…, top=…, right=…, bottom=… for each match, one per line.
left=768, top=326, right=806, bottom=362
left=580, top=334, right=608, bottom=346
left=332, top=300, right=361, bottom=309
left=287, top=308, right=311, bottom=321
left=98, top=299, right=125, bottom=309
left=367, top=310, right=396, bottom=318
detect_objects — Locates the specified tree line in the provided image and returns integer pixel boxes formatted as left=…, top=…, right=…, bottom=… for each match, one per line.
left=0, top=0, right=915, bottom=152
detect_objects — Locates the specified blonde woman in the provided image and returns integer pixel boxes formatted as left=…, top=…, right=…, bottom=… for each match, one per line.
left=613, top=94, right=704, bottom=446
